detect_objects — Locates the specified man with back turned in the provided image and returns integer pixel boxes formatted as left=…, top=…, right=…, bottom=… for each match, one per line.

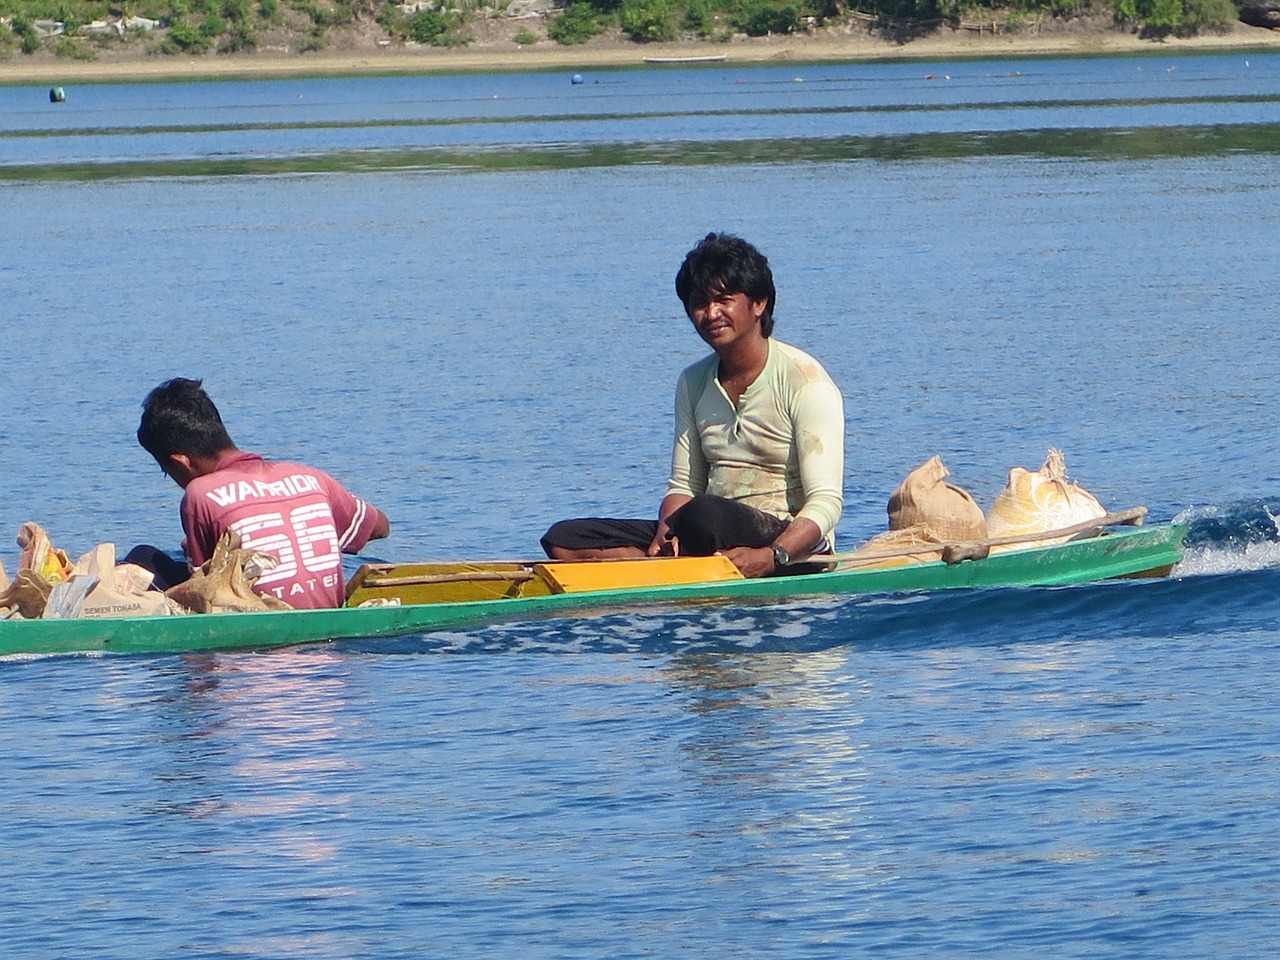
left=133, top=378, right=390, bottom=608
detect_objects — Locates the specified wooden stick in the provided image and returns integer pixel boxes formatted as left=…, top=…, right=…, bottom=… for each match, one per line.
left=362, top=570, right=538, bottom=589
left=822, top=506, right=1148, bottom=568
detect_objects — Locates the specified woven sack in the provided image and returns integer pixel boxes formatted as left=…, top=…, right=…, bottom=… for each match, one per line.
left=166, top=530, right=293, bottom=614
left=887, top=455, right=987, bottom=542
left=986, top=448, right=1106, bottom=547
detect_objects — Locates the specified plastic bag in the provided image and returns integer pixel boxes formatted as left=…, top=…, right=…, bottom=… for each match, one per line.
left=44, top=543, right=175, bottom=619
left=17, top=522, right=73, bottom=585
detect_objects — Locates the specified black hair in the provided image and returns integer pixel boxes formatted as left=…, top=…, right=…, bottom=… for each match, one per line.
left=674, top=232, right=777, bottom=337
left=137, top=378, right=235, bottom=464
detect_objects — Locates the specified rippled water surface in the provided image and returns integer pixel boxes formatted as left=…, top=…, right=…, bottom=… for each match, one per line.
left=3, top=51, right=1280, bottom=958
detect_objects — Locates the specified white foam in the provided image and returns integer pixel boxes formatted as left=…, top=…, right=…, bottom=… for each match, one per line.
left=1175, top=542, right=1280, bottom=577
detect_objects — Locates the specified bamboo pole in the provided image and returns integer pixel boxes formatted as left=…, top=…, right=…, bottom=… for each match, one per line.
left=821, top=506, right=1148, bottom=568
left=361, top=570, right=538, bottom=589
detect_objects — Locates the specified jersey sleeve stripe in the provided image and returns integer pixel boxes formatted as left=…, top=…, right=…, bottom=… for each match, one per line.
left=338, top=498, right=368, bottom=550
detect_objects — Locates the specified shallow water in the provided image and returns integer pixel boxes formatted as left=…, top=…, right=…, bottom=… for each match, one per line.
left=3, top=51, right=1280, bottom=958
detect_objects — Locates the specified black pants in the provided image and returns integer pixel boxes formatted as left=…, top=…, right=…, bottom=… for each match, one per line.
left=540, top=495, right=826, bottom=574
left=122, top=545, right=191, bottom=591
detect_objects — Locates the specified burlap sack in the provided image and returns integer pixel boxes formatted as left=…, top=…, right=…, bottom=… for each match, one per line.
left=0, top=569, right=53, bottom=620
left=166, top=530, right=293, bottom=614
left=986, top=448, right=1106, bottom=547
left=887, top=455, right=987, bottom=542
left=840, top=456, right=988, bottom=568
left=845, top=527, right=950, bottom=568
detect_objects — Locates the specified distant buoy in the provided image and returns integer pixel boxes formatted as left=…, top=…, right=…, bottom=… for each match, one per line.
left=571, top=74, right=584, bottom=85
left=49, top=87, right=66, bottom=103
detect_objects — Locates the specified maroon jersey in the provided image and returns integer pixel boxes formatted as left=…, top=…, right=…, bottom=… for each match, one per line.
left=181, top=451, right=379, bottom=609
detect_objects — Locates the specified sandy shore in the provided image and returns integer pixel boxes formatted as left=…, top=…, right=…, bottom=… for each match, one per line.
left=3, top=21, right=1280, bottom=85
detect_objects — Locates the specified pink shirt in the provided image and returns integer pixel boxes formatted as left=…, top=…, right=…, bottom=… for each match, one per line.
left=181, top=451, right=380, bottom=610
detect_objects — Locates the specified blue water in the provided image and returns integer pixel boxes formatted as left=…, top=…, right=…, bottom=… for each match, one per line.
left=3, top=53, right=1280, bottom=165
left=4, top=52, right=1280, bottom=958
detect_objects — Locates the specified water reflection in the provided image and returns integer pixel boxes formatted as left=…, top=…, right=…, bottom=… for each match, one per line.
left=149, top=651, right=361, bottom=868
left=664, top=650, right=887, bottom=908
left=5, top=122, right=1280, bottom=180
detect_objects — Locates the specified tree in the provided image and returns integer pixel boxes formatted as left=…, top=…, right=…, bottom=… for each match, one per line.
left=621, top=0, right=676, bottom=40
left=547, top=2, right=604, bottom=43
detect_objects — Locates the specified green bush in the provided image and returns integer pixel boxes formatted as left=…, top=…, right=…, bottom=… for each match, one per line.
left=301, top=1, right=335, bottom=25
left=54, top=33, right=95, bottom=55
left=1140, top=0, right=1182, bottom=32
left=732, top=0, right=799, bottom=34
left=409, top=8, right=448, bottom=41
left=162, top=17, right=213, bottom=50
left=546, top=1, right=604, bottom=43
left=620, top=0, right=674, bottom=39
left=375, top=0, right=401, bottom=29
left=398, top=8, right=470, bottom=45
left=1176, top=0, right=1235, bottom=33
left=1115, top=0, right=1228, bottom=35
left=298, top=23, right=327, bottom=48
left=199, top=11, right=225, bottom=33
left=683, top=0, right=715, bottom=34
left=513, top=24, right=539, bottom=43
left=219, top=19, right=256, bottom=48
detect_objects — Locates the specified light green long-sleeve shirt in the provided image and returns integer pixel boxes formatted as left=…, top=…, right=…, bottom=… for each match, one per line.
left=666, top=339, right=845, bottom=539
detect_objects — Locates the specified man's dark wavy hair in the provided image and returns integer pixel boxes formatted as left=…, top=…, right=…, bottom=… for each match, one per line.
left=674, top=232, right=777, bottom=338
left=137, top=378, right=234, bottom=464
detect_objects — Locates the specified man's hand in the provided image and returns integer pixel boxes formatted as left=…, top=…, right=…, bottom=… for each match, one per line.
left=646, top=528, right=678, bottom=557
left=649, top=493, right=692, bottom=557
left=720, top=545, right=776, bottom=579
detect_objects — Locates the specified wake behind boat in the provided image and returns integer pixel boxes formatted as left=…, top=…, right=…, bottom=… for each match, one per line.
left=0, top=519, right=1186, bottom=658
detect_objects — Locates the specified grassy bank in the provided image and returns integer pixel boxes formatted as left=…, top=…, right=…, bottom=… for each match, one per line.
left=3, top=4, right=1280, bottom=84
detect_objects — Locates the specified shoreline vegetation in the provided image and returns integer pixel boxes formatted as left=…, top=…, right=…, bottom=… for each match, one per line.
left=2, top=14, right=1280, bottom=84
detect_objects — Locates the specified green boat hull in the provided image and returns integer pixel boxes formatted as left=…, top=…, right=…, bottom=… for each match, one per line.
left=0, top=524, right=1186, bottom=658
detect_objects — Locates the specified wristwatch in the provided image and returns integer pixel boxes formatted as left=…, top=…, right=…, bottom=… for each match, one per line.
left=770, top=543, right=791, bottom=569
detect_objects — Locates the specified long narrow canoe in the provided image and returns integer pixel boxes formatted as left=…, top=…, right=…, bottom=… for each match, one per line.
left=642, top=54, right=728, bottom=64
left=0, top=523, right=1185, bottom=658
